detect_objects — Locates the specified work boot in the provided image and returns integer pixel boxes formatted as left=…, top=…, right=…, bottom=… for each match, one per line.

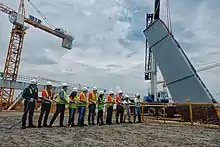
left=138, top=115, right=142, bottom=123
left=43, top=124, right=48, bottom=127
left=28, top=124, right=36, bottom=128
left=21, top=125, right=26, bottom=129
left=68, top=121, right=71, bottom=127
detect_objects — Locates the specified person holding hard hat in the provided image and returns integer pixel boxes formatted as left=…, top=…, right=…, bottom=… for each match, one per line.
left=38, top=81, right=54, bottom=128
left=88, top=86, right=97, bottom=125
left=106, top=90, right=114, bottom=125
left=21, top=79, right=39, bottom=129
left=68, top=87, right=79, bottom=127
left=78, top=87, right=88, bottom=127
left=49, top=83, right=69, bottom=127
left=116, top=90, right=124, bottom=124
left=97, top=91, right=105, bottom=126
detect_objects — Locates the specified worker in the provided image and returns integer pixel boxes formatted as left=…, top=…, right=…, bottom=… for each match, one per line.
left=38, top=81, right=54, bottom=128
left=88, top=86, right=97, bottom=125
left=78, top=87, right=88, bottom=127
left=49, top=83, right=69, bottom=127
left=123, top=94, right=132, bottom=123
left=68, top=87, right=79, bottom=127
left=21, top=79, right=38, bottom=129
left=134, top=93, right=143, bottom=123
left=116, top=90, right=124, bottom=124
left=97, top=91, right=105, bottom=126
left=106, top=90, right=114, bottom=125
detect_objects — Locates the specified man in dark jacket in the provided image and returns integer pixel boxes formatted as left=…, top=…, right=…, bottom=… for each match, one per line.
left=21, top=79, right=38, bottom=129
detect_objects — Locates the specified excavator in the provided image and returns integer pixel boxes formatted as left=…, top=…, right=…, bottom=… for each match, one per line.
left=0, top=0, right=74, bottom=108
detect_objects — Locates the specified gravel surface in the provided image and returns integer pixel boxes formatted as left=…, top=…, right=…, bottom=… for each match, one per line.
left=0, top=112, right=220, bottom=147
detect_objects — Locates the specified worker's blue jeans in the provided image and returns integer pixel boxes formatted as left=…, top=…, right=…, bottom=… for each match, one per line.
left=88, top=104, right=96, bottom=124
left=78, top=106, right=86, bottom=123
left=68, top=108, right=76, bottom=126
left=135, top=107, right=141, bottom=116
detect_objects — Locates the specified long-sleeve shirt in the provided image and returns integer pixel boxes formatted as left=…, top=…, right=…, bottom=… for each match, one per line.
left=134, top=98, right=142, bottom=107
left=123, top=99, right=131, bottom=109
left=59, top=90, right=65, bottom=99
left=22, top=85, right=38, bottom=100
left=107, top=95, right=113, bottom=107
left=116, top=95, right=122, bottom=105
left=88, top=92, right=97, bottom=103
left=42, top=89, right=54, bottom=101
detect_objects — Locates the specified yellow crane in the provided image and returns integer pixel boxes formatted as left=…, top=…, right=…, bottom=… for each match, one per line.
left=0, top=0, right=74, bottom=108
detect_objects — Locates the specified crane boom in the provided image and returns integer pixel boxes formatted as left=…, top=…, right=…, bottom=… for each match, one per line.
left=0, top=3, right=73, bottom=49
left=0, top=1, right=74, bottom=108
left=0, top=3, right=14, bottom=14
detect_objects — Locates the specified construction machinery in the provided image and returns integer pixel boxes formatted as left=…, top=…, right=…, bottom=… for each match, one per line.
left=0, top=0, right=74, bottom=108
left=143, top=0, right=219, bottom=125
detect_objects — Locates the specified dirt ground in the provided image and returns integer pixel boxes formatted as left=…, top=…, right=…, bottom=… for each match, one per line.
left=0, top=112, right=220, bottom=147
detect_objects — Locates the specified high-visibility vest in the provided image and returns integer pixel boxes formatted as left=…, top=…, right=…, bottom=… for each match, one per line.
left=98, top=97, right=105, bottom=110
left=91, top=92, right=97, bottom=103
left=29, top=88, right=37, bottom=94
left=56, top=89, right=69, bottom=104
left=79, top=92, right=87, bottom=106
left=107, top=95, right=114, bottom=108
left=69, top=96, right=79, bottom=108
left=43, top=89, right=53, bottom=103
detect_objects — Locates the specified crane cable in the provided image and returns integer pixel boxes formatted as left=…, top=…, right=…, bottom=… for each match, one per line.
left=27, top=0, right=55, bottom=29
left=166, top=0, right=172, bottom=33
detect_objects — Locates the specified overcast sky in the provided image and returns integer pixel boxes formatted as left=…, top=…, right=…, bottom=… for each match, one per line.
left=1, top=0, right=220, bottom=99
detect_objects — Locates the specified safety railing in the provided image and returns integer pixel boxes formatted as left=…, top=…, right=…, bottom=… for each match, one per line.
left=7, top=98, right=220, bottom=129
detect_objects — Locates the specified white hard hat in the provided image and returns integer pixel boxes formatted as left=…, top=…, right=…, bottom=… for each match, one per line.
left=125, top=94, right=129, bottom=98
left=82, top=87, right=88, bottom=91
left=93, top=86, right=97, bottom=91
left=118, top=90, right=123, bottom=94
left=46, top=81, right=52, bottom=86
left=136, top=93, right=140, bottom=97
left=62, top=83, right=68, bottom=87
left=72, top=87, right=78, bottom=92
left=109, top=91, right=114, bottom=95
left=99, top=91, right=104, bottom=94
left=30, top=79, right=37, bottom=84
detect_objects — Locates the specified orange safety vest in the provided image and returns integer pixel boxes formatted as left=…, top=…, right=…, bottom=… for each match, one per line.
left=91, top=92, right=97, bottom=103
left=79, top=92, right=87, bottom=106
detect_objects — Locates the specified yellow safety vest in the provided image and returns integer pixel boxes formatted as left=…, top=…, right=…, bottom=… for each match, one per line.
left=91, top=92, right=97, bottom=103
left=79, top=92, right=87, bottom=106
left=69, top=96, right=79, bottom=108
left=56, top=89, right=69, bottom=104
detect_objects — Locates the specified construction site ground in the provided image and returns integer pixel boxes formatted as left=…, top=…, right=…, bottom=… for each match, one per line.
left=0, top=112, right=220, bottom=147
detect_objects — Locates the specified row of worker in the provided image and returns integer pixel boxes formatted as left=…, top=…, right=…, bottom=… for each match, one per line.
left=21, top=79, right=143, bottom=129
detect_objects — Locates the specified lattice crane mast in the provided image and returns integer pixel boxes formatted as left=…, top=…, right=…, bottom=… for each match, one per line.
left=0, top=0, right=74, bottom=108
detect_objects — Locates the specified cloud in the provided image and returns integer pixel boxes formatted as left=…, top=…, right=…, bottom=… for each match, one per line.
left=1, top=0, right=220, bottom=100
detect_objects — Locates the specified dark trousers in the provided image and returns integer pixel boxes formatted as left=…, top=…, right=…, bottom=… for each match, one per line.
left=88, top=104, right=96, bottom=124
left=116, top=105, right=124, bottom=124
left=38, top=102, right=51, bottom=127
left=49, top=104, right=65, bottom=126
left=106, top=106, right=113, bottom=124
left=68, top=108, right=76, bottom=126
left=22, top=100, right=35, bottom=127
left=78, top=106, right=86, bottom=125
left=97, top=109, right=104, bottom=125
